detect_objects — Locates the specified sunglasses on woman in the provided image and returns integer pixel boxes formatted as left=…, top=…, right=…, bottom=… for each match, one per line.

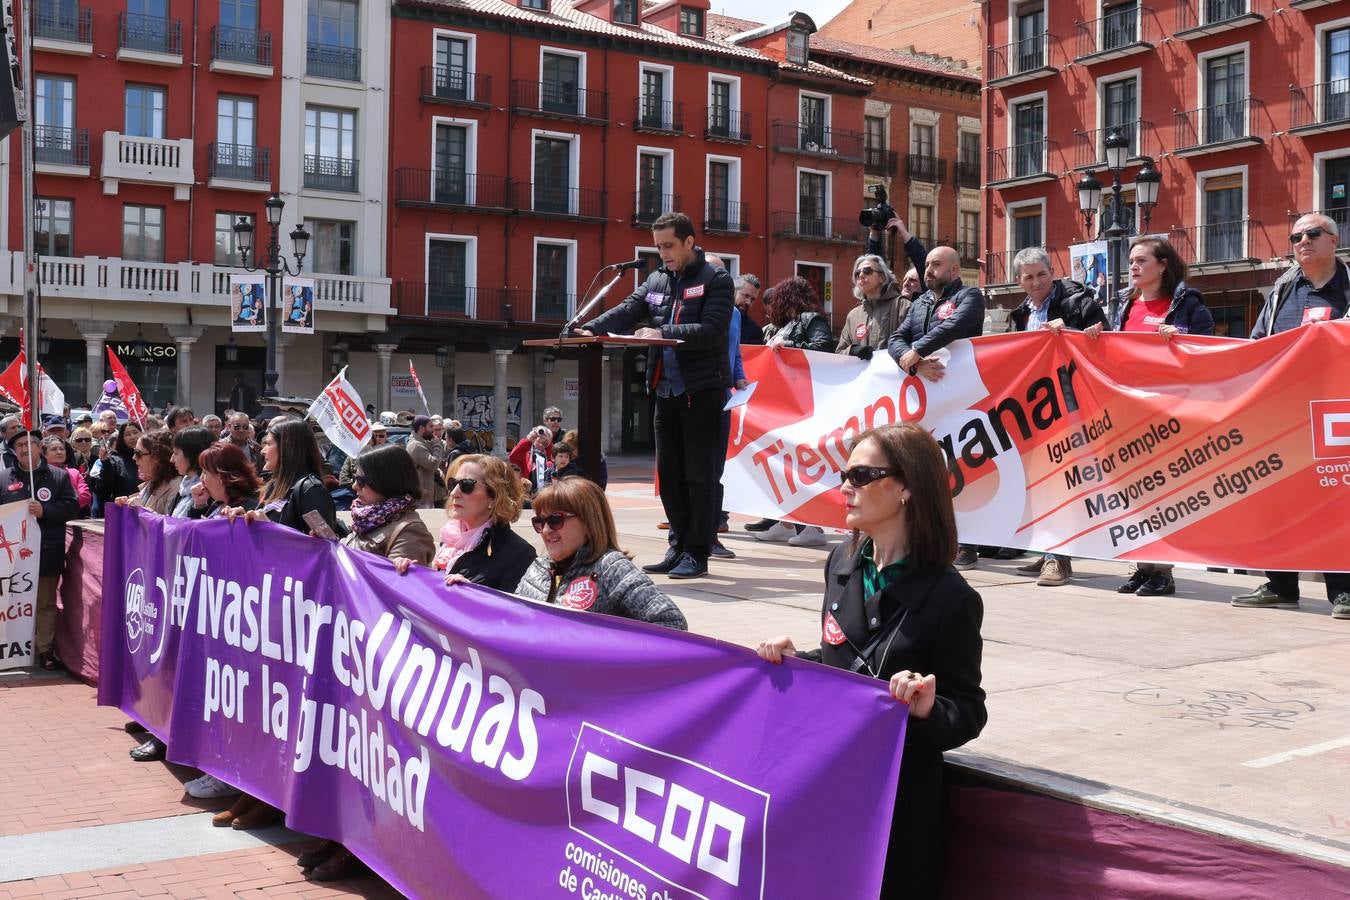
left=531, top=511, right=577, bottom=533
left=839, top=466, right=898, bottom=488
left=854, top=267, right=878, bottom=279
left=449, top=477, right=478, bottom=495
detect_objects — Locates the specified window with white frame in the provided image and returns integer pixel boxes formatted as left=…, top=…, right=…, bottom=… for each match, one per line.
left=304, top=105, right=357, bottom=191
left=1101, top=73, right=1139, bottom=158
left=1009, top=201, right=1044, bottom=252
left=708, top=76, right=741, bottom=136
left=535, top=240, right=575, bottom=320
left=1011, top=97, right=1045, bottom=177
left=1201, top=172, right=1245, bottom=262
left=800, top=92, right=828, bottom=147
left=1202, top=50, right=1246, bottom=144
left=428, top=236, right=475, bottom=315
left=123, top=204, right=164, bottom=261
left=541, top=50, right=583, bottom=115
left=433, top=33, right=475, bottom=101
left=434, top=120, right=472, bottom=203
left=639, top=63, right=673, bottom=129
left=637, top=149, right=672, bottom=221
left=706, top=155, right=741, bottom=230
left=306, top=219, right=355, bottom=274
left=533, top=131, right=577, bottom=214
left=35, top=198, right=73, bottom=257
left=798, top=169, right=829, bottom=236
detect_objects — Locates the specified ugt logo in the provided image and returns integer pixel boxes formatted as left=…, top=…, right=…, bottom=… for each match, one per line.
left=1310, top=400, right=1350, bottom=460
left=124, top=568, right=160, bottom=656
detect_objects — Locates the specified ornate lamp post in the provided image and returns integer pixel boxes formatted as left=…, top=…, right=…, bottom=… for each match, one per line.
left=1077, top=129, right=1161, bottom=326
left=233, top=194, right=311, bottom=398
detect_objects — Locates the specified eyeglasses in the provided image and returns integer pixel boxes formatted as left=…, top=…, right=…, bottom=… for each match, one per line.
left=531, top=511, right=577, bottom=533
left=839, top=466, right=899, bottom=488
left=71, top=438, right=93, bottom=445
left=352, top=474, right=366, bottom=487
left=230, top=424, right=250, bottom=430
left=132, top=450, right=148, bottom=459
left=449, top=477, right=478, bottom=495
left=854, top=267, right=878, bottom=279
left=1290, top=227, right=1329, bottom=244
left=545, top=417, right=562, bottom=423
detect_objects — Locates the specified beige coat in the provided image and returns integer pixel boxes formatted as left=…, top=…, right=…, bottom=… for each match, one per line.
left=341, top=506, right=436, bottom=564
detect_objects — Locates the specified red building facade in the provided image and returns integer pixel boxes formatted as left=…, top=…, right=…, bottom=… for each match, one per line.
left=980, top=0, right=1350, bottom=333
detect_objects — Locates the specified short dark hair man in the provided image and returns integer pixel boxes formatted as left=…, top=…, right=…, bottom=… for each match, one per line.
left=406, top=414, right=442, bottom=509
left=577, top=211, right=733, bottom=579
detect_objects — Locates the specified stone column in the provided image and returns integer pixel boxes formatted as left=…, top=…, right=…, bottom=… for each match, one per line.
left=165, top=324, right=206, bottom=410
left=440, top=345, right=456, bottom=419
left=373, top=343, right=398, bottom=412
left=73, top=319, right=117, bottom=407
left=604, top=349, right=624, bottom=456
left=274, top=333, right=296, bottom=396
left=491, top=347, right=511, bottom=457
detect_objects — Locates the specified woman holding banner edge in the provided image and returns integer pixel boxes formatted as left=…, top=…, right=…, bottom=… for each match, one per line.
left=757, top=423, right=986, bottom=898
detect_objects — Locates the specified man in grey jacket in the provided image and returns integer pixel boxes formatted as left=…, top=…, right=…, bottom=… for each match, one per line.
left=405, top=415, right=440, bottom=510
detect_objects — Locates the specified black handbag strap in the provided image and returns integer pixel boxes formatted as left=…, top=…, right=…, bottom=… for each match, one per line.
left=846, top=579, right=938, bottom=675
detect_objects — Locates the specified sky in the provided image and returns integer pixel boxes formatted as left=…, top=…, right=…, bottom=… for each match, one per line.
left=711, top=0, right=851, bottom=28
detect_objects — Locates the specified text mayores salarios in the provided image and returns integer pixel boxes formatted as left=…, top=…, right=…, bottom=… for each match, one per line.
left=170, top=554, right=547, bottom=824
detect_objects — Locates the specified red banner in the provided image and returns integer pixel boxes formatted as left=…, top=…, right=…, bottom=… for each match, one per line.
left=106, top=347, right=149, bottom=426
left=724, top=323, right=1350, bottom=571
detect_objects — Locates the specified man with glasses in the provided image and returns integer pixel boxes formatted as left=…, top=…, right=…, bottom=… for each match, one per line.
left=542, top=407, right=564, bottom=445
left=225, top=412, right=264, bottom=471
left=1232, top=213, right=1350, bottom=620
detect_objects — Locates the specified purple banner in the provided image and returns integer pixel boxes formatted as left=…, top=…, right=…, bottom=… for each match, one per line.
left=97, top=506, right=906, bottom=899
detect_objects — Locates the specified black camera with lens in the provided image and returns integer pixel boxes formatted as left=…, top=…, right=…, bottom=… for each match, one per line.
left=858, top=184, right=896, bottom=230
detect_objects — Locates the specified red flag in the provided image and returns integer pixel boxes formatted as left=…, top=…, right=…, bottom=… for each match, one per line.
left=106, top=347, right=148, bottom=426
left=0, top=351, right=28, bottom=427
left=408, top=360, right=431, bottom=415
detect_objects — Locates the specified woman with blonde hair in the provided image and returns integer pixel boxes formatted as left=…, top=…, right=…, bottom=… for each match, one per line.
left=515, top=477, right=686, bottom=629
left=393, top=453, right=536, bottom=591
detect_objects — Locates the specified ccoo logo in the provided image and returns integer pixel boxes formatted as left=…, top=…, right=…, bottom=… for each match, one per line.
left=123, top=568, right=162, bottom=656
left=1310, top=400, right=1350, bottom=460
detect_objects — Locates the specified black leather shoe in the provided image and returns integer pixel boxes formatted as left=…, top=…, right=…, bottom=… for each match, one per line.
left=709, top=541, right=736, bottom=559
left=668, top=553, right=708, bottom=579
left=130, top=737, right=167, bottom=762
left=298, top=840, right=341, bottom=871
left=1117, top=570, right=1150, bottom=594
left=744, top=518, right=776, bottom=532
left=642, top=549, right=682, bottom=574
left=1135, top=573, right=1176, bottom=596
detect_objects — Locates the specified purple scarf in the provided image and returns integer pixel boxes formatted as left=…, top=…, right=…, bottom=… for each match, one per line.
left=350, top=494, right=415, bottom=535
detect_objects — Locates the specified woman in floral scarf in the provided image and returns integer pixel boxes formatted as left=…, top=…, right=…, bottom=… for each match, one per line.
left=340, top=444, right=435, bottom=563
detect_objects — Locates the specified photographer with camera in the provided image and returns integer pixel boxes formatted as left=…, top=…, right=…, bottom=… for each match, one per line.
left=844, top=187, right=930, bottom=360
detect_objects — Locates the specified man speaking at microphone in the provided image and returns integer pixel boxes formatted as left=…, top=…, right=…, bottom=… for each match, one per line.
left=575, top=212, right=733, bottom=579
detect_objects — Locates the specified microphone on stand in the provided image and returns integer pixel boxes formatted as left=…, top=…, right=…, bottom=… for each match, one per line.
left=560, top=260, right=649, bottom=337
left=612, top=259, right=647, bottom=272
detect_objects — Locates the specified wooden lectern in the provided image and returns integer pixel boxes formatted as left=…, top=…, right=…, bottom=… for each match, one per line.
left=522, top=335, right=678, bottom=475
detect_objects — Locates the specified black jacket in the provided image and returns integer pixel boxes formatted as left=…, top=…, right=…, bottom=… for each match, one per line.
left=585, top=247, right=734, bottom=395
left=763, top=311, right=834, bottom=352
left=1112, top=280, right=1214, bottom=335
left=738, top=312, right=765, bottom=346
left=867, top=231, right=929, bottom=295
left=448, top=522, right=538, bottom=593
left=0, top=463, right=79, bottom=576
left=264, top=472, right=344, bottom=536
left=887, top=277, right=986, bottom=362
left=88, top=450, right=139, bottom=502
left=801, top=543, right=986, bottom=896
left=1009, top=278, right=1109, bottom=332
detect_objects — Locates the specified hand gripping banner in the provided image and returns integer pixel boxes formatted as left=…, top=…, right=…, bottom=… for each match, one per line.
left=97, top=507, right=907, bottom=899
left=724, top=323, right=1350, bottom=572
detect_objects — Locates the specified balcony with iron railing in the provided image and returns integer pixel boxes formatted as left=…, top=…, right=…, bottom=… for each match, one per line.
left=704, top=200, right=750, bottom=235
left=511, top=80, right=609, bottom=123
left=771, top=122, right=864, bottom=162
left=101, top=132, right=194, bottom=199
left=705, top=108, right=751, bottom=143
left=207, top=143, right=270, bottom=189
left=513, top=183, right=606, bottom=221
left=955, top=156, right=981, bottom=188
left=1074, top=6, right=1154, bottom=62
left=987, top=139, right=1057, bottom=186
left=772, top=211, right=863, bottom=244
left=420, top=66, right=491, bottom=108
left=393, top=169, right=511, bottom=210
left=303, top=155, right=359, bottom=193
left=34, top=126, right=89, bottom=171
left=210, top=25, right=272, bottom=73
left=34, top=1, right=92, bottom=50
left=118, top=12, right=182, bottom=62
left=865, top=147, right=897, bottom=176
left=1176, top=0, right=1264, bottom=38
left=306, top=43, right=361, bottom=81
left=1290, top=82, right=1350, bottom=135
left=984, top=248, right=1058, bottom=287
left=632, top=191, right=681, bottom=227
left=512, top=288, right=576, bottom=324
left=394, top=283, right=510, bottom=321
left=987, top=33, right=1054, bottom=87
left=1169, top=220, right=1260, bottom=267
left=633, top=98, right=684, bottom=134
left=956, top=241, right=980, bottom=267
left=1287, top=209, right=1350, bottom=252
left=1072, top=121, right=1154, bottom=169
left=907, top=154, right=946, bottom=184
left=1173, top=99, right=1262, bottom=155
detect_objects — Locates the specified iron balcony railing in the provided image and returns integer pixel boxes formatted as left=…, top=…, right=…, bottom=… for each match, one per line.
left=1174, top=98, right=1258, bottom=150
left=211, top=25, right=271, bottom=67
left=987, top=33, right=1051, bottom=82
left=393, top=168, right=511, bottom=209
left=511, top=80, right=609, bottom=121
left=1075, top=6, right=1150, bottom=58
left=303, top=154, right=358, bottom=192
left=420, top=65, right=491, bottom=106
left=35, top=1, right=92, bottom=44
left=988, top=139, right=1055, bottom=183
left=1287, top=209, right=1350, bottom=251
left=771, top=122, right=864, bottom=162
left=956, top=241, right=980, bottom=266
left=706, top=108, right=751, bottom=142
left=394, top=283, right=509, bottom=321
left=907, top=154, right=946, bottom=183
left=632, top=191, right=681, bottom=226
left=772, top=211, right=861, bottom=243
left=1290, top=81, right=1350, bottom=131
left=1072, top=121, right=1152, bottom=168
left=306, top=43, right=361, bottom=81
left=1170, top=220, right=1258, bottom=265
left=633, top=98, right=684, bottom=133
left=513, top=183, right=607, bottom=219
left=208, top=143, right=270, bottom=183
left=955, top=155, right=981, bottom=188
left=1177, top=0, right=1263, bottom=32
left=865, top=148, right=897, bottom=176
left=119, top=12, right=181, bottom=55
left=34, top=125, right=89, bottom=167
left=704, top=200, right=750, bottom=234
left=512, top=288, right=576, bottom=323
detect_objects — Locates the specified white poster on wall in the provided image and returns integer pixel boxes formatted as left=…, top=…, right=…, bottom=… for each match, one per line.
left=282, top=277, right=315, bottom=334
left=229, top=274, right=267, bottom=332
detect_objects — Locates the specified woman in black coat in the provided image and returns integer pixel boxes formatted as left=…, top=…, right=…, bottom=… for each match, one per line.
left=758, top=423, right=986, bottom=899
left=88, top=421, right=143, bottom=509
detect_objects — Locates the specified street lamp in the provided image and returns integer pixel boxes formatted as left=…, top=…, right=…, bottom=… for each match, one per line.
left=434, top=345, right=449, bottom=368
left=1076, top=128, right=1161, bottom=327
left=234, top=194, right=311, bottom=398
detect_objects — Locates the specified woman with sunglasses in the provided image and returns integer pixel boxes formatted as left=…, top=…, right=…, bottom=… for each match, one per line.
left=757, top=424, right=986, bottom=898
left=68, top=427, right=95, bottom=472
left=341, top=444, right=435, bottom=563
left=514, top=477, right=686, bottom=629
left=115, top=430, right=181, bottom=515
left=838, top=254, right=908, bottom=359
left=393, top=454, right=535, bottom=591
left=1085, top=237, right=1213, bottom=597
